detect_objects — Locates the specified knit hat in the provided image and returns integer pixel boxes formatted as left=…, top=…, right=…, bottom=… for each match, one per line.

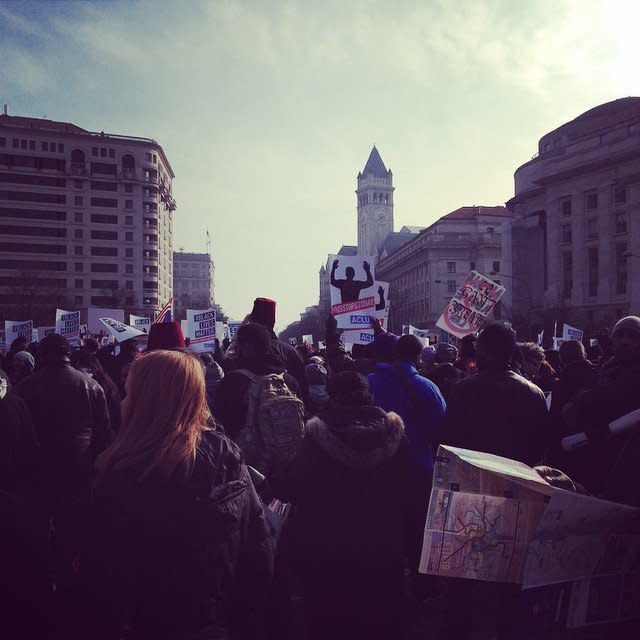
left=612, top=315, right=640, bottom=339
left=14, top=350, right=35, bottom=369
left=147, top=322, right=186, bottom=351
left=306, top=362, right=327, bottom=386
left=250, top=298, right=276, bottom=328
left=420, top=345, right=436, bottom=366
left=435, top=342, right=458, bottom=364
left=372, top=331, right=399, bottom=363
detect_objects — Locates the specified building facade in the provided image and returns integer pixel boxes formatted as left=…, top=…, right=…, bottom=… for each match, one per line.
left=0, top=111, right=175, bottom=323
left=173, top=251, right=215, bottom=320
left=507, top=98, right=640, bottom=335
left=376, top=206, right=513, bottom=334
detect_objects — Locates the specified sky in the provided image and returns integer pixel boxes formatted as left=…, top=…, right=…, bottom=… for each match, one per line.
left=1, top=0, right=639, bottom=330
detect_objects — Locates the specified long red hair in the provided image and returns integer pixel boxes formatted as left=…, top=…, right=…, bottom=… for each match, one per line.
left=95, top=349, right=209, bottom=481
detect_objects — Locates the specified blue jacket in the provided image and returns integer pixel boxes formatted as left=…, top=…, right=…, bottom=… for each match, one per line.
left=368, top=361, right=446, bottom=475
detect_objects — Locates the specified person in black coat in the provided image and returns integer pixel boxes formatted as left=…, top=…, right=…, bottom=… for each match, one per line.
left=271, top=370, right=411, bottom=640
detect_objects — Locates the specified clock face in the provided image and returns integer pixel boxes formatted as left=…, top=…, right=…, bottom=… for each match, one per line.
left=375, top=208, right=387, bottom=226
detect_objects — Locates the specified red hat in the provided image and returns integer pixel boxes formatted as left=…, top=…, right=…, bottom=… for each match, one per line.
left=251, top=297, right=276, bottom=328
left=147, top=322, right=186, bottom=351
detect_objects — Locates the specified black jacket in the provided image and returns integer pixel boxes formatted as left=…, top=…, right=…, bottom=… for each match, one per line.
left=16, top=358, right=111, bottom=498
left=80, top=430, right=274, bottom=640
left=444, top=367, right=550, bottom=466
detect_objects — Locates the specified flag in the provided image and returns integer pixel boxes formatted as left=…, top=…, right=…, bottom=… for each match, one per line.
left=156, top=297, right=173, bottom=323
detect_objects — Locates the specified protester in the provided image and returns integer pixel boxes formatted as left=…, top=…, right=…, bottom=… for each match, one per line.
left=271, top=370, right=411, bottom=640
left=418, top=344, right=436, bottom=378
left=146, top=321, right=186, bottom=352
left=8, top=349, right=35, bottom=385
left=80, top=349, right=273, bottom=639
left=306, top=359, right=329, bottom=416
left=200, top=351, right=224, bottom=409
left=99, top=337, right=139, bottom=396
left=454, top=333, right=478, bottom=376
left=428, top=342, right=463, bottom=401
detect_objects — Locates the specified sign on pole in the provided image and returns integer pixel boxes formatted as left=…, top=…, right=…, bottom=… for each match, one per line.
left=562, top=323, right=584, bottom=343
left=329, top=254, right=377, bottom=329
left=99, top=317, right=145, bottom=343
left=129, top=314, right=151, bottom=334
left=55, top=308, right=81, bottom=345
left=88, top=307, right=124, bottom=334
left=186, top=309, right=216, bottom=353
left=436, top=271, right=506, bottom=339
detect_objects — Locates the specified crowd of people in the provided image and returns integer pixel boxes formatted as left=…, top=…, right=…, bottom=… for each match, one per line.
left=1, top=298, right=639, bottom=639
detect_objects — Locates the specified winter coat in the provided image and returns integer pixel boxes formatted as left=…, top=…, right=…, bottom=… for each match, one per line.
left=444, top=366, right=550, bottom=466
left=368, top=361, right=446, bottom=476
left=427, top=362, right=464, bottom=402
left=271, top=404, right=411, bottom=639
left=80, top=430, right=274, bottom=640
left=550, top=359, right=596, bottom=437
left=16, top=358, right=112, bottom=500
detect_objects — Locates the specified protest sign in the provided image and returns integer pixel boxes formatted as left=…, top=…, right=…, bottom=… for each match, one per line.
left=99, top=317, right=145, bottom=343
left=5, top=319, right=34, bottom=346
left=129, top=314, right=151, bottom=334
left=342, top=329, right=375, bottom=345
left=186, top=309, right=216, bottom=353
left=302, top=334, right=313, bottom=346
left=420, top=445, right=639, bottom=629
left=88, top=307, right=124, bottom=334
left=181, top=320, right=189, bottom=339
left=0, top=330, right=5, bottom=352
left=32, top=328, right=38, bottom=343
left=328, top=254, right=377, bottom=329
left=436, top=271, right=506, bottom=339
left=55, top=309, right=81, bottom=345
left=227, top=321, right=242, bottom=341
left=373, top=281, right=390, bottom=322
left=37, top=326, right=56, bottom=342
left=562, top=323, right=584, bottom=343
left=215, top=321, right=225, bottom=341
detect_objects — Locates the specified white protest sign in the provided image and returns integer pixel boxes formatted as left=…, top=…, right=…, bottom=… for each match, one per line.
left=180, top=320, right=189, bottom=340
left=129, top=314, right=151, bottom=334
left=562, top=323, right=584, bottom=343
left=328, top=254, right=377, bottom=329
left=436, top=271, right=506, bottom=339
left=227, top=321, right=242, bottom=341
left=215, top=321, right=225, bottom=341
left=88, top=307, right=124, bottom=334
left=302, top=334, right=313, bottom=345
left=5, top=320, right=33, bottom=346
left=55, top=308, right=81, bottom=345
left=186, top=309, right=216, bottom=353
left=37, top=326, right=56, bottom=342
left=99, top=317, right=145, bottom=343
left=342, top=328, right=375, bottom=345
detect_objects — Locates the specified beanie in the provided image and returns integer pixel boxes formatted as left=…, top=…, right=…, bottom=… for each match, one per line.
left=612, top=315, right=640, bottom=339
left=420, top=345, right=436, bottom=366
left=147, top=322, right=186, bottom=351
left=251, top=298, right=276, bottom=328
left=372, top=331, right=399, bottom=363
left=14, top=350, right=35, bottom=369
left=435, top=342, right=458, bottom=364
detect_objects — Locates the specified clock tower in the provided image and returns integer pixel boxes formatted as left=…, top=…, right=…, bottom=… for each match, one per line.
left=356, top=146, right=394, bottom=258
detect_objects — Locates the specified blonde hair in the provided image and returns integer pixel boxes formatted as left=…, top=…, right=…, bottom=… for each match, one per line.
left=96, top=349, right=209, bottom=481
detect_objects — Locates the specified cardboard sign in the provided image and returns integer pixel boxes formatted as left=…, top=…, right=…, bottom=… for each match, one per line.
left=55, top=309, right=81, bottom=346
left=186, top=309, right=216, bottom=353
left=436, top=271, right=506, bottom=339
left=88, top=307, right=124, bottom=334
left=562, top=323, right=584, bottom=343
left=328, top=254, right=377, bottom=328
left=5, top=320, right=33, bottom=346
left=99, top=317, right=145, bottom=343
left=129, top=314, right=151, bottom=334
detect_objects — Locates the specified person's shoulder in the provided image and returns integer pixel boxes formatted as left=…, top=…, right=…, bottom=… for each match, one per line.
left=506, top=370, right=545, bottom=397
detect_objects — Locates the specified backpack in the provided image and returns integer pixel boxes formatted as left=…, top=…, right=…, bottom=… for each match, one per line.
left=234, top=370, right=305, bottom=476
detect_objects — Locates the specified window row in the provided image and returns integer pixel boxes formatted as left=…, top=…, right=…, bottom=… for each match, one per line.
left=560, top=185, right=628, bottom=216
left=560, top=213, right=627, bottom=243
left=358, top=192, right=390, bottom=205
left=0, top=138, right=64, bottom=152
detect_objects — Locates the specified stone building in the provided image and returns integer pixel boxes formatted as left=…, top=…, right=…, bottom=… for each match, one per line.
left=507, top=97, right=640, bottom=335
left=0, top=109, right=175, bottom=322
left=376, top=206, right=513, bottom=334
left=173, top=251, right=215, bottom=320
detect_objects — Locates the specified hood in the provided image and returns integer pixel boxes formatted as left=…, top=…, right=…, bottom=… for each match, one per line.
left=306, top=406, right=404, bottom=469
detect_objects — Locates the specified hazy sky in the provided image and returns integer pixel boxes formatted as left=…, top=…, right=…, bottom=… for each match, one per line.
left=1, top=0, right=639, bottom=329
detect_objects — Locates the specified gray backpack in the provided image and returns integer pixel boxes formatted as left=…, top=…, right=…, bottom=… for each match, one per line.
left=235, top=370, right=305, bottom=476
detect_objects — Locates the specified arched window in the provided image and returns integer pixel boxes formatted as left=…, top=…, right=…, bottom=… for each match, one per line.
left=122, top=154, right=135, bottom=169
left=70, top=149, right=85, bottom=163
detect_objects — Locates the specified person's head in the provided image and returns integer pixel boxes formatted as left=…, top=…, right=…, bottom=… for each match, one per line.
left=476, top=322, right=516, bottom=369
left=40, top=334, right=70, bottom=364
left=395, top=334, right=423, bottom=365
left=306, top=362, right=327, bottom=386
left=71, top=350, right=117, bottom=396
left=520, top=342, right=546, bottom=379
left=95, top=350, right=209, bottom=480
left=236, top=322, right=271, bottom=360
left=12, top=351, right=35, bottom=378
left=326, top=370, right=372, bottom=406
left=200, top=352, right=214, bottom=367
left=250, top=298, right=276, bottom=330
left=10, top=336, right=27, bottom=355
left=558, top=340, right=586, bottom=368
left=147, top=323, right=185, bottom=352
left=345, top=266, right=355, bottom=280
left=420, top=345, right=436, bottom=369
left=371, top=331, right=399, bottom=364
left=435, top=342, right=458, bottom=365
left=459, top=334, right=477, bottom=359
left=586, top=344, right=603, bottom=363
left=82, top=337, right=99, bottom=354
left=611, top=315, right=640, bottom=362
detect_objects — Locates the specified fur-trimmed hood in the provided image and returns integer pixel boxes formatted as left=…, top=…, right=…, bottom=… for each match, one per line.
left=305, top=405, right=405, bottom=470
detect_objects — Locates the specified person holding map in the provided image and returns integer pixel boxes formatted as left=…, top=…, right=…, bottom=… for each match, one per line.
left=330, top=259, right=373, bottom=303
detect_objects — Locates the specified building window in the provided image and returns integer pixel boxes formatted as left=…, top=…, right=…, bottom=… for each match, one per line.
left=125, top=183, right=133, bottom=193
left=616, top=243, right=628, bottom=294
left=74, top=229, right=83, bottom=240
left=125, top=232, right=133, bottom=241
left=447, top=261, right=456, bottom=273
left=91, top=246, right=118, bottom=256
left=75, top=279, right=83, bottom=289
left=586, top=218, right=598, bottom=240
left=108, top=149, right=115, bottom=158
left=125, top=199, right=133, bottom=209
left=21, top=139, right=27, bottom=149
left=75, top=262, right=83, bottom=272
left=100, top=148, right=107, bottom=158
left=0, top=137, right=5, bottom=147
left=74, top=195, right=83, bottom=206
left=561, top=198, right=572, bottom=216
left=125, top=248, right=133, bottom=257
left=614, top=185, right=627, bottom=205
left=12, top=138, right=19, bottom=148
left=29, top=140, right=35, bottom=150
left=125, top=216, right=133, bottom=225
left=487, top=226, right=495, bottom=233
left=492, top=261, right=500, bottom=273
left=561, top=223, right=572, bottom=243
left=74, top=180, right=83, bottom=189
left=615, top=213, right=627, bottom=234
left=588, top=248, right=599, bottom=297
left=74, top=212, right=83, bottom=223
left=447, top=280, right=457, bottom=294
left=585, top=190, right=598, bottom=209
left=92, top=147, right=98, bottom=156
left=75, top=246, right=83, bottom=256
left=126, top=264, right=133, bottom=273
left=562, top=252, right=572, bottom=298
left=126, top=280, right=133, bottom=290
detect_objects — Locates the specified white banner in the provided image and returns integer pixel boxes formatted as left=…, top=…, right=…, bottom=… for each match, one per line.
left=129, top=314, right=151, bottom=334
left=562, top=323, right=584, bottom=343
left=88, top=307, right=124, bottom=334
left=329, top=254, right=377, bottom=329
left=186, top=308, right=216, bottom=353
left=55, top=308, right=81, bottom=346
left=4, top=320, right=33, bottom=346
left=37, top=326, right=56, bottom=342
left=99, top=317, right=145, bottom=343
left=342, top=329, right=375, bottom=345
